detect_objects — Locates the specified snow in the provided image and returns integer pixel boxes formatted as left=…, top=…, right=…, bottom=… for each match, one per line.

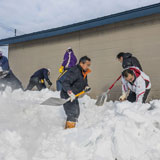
left=0, top=87, right=160, bottom=160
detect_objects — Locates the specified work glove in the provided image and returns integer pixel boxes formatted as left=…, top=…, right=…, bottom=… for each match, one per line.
left=46, top=79, right=52, bottom=86
left=67, top=90, right=76, bottom=102
left=59, top=66, right=64, bottom=73
left=119, top=93, right=127, bottom=101
left=84, top=86, right=91, bottom=93
left=40, top=79, right=44, bottom=83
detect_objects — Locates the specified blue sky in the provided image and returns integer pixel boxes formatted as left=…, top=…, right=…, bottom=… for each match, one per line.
left=0, top=0, right=160, bottom=55
left=0, top=0, right=160, bottom=39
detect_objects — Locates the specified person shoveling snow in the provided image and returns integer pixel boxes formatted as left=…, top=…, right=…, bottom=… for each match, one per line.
left=60, top=56, right=91, bottom=129
left=116, top=52, right=143, bottom=71
left=26, top=68, right=52, bottom=91
left=120, top=66, right=151, bottom=103
left=96, top=53, right=150, bottom=106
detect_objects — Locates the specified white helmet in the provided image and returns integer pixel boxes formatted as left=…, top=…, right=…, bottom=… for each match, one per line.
left=47, top=68, right=51, bottom=73
left=67, top=47, right=72, bottom=50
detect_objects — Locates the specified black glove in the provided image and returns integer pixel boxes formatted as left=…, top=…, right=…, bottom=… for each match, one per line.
left=84, top=86, right=91, bottom=93
left=46, top=79, right=52, bottom=86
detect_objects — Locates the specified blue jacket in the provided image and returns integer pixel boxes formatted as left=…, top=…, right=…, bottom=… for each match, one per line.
left=31, top=68, right=49, bottom=80
left=0, top=56, right=10, bottom=71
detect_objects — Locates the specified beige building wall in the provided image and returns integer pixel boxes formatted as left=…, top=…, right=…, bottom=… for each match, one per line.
left=8, top=14, right=160, bottom=100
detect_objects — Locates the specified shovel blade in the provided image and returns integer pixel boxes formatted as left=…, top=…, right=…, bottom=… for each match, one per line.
left=41, top=97, right=68, bottom=106
left=95, top=92, right=108, bottom=106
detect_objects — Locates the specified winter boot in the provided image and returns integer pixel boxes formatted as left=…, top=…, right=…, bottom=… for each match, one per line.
left=65, top=121, right=76, bottom=129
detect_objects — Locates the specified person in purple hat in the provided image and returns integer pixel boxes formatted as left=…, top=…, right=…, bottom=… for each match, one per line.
left=59, top=47, right=77, bottom=72
left=56, top=47, right=77, bottom=91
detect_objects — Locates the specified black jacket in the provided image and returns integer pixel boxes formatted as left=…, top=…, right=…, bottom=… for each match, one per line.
left=31, top=68, right=49, bottom=80
left=122, top=53, right=143, bottom=71
left=61, top=64, right=88, bottom=99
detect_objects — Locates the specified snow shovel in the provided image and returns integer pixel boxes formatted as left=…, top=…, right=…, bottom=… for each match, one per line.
left=41, top=90, right=85, bottom=106
left=95, top=75, right=121, bottom=106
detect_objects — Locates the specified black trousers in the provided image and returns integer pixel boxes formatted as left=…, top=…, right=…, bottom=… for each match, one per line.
left=26, top=77, right=46, bottom=91
left=63, top=98, right=80, bottom=122
left=127, top=89, right=150, bottom=103
left=0, top=71, right=23, bottom=91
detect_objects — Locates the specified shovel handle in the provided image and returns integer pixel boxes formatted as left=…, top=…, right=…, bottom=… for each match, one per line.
left=67, top=90, right=85, bottom=102
left=75, top=91, right=85, bottom=97
left=108, top=75, right=121, bottom=90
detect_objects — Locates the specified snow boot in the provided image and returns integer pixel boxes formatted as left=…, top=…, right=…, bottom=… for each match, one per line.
left=65, top=121, right=76, bottom=129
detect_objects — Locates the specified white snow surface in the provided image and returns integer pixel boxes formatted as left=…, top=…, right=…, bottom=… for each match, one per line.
left=0, top=87, right=160, bottom=160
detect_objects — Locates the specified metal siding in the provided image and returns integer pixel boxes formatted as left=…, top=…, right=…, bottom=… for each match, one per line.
left=8, top=14, right=160, bottom=100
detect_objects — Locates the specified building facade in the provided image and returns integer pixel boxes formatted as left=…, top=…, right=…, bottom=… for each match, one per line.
left=0, top=3, right=160, bottom=100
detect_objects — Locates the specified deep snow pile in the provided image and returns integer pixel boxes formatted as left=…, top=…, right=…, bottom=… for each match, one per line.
left=0, top=88, right=160, bottom=160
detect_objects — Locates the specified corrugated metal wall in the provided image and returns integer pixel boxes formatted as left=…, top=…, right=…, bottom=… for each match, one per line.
left=8, top=14, right=160, bottom=100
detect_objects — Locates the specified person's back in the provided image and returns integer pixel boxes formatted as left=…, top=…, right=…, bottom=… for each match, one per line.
left=62, top=48, right=77, bottom=69
left=122, top=53, right=142, bottom=71
left=131, top=56, right=142, bottom=71
left=31, top=68, right=49, bottom=80
left=57, top=47, right=77, bottom=91
left=26, top=68, right=52, bottom=91
left=117, top=52, right=143, bottom=71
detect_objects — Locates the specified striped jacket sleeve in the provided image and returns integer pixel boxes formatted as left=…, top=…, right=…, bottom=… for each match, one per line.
left=121, top=76, right=128, bottom=94
left=135, top=76, right=146, bottom=103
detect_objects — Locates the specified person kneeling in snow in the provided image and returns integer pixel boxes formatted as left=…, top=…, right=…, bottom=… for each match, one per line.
left=120, top=67, right=151, bottom=103
left=61, top=56, right=91, bottom=129
left=26, top=68, right=52, bottom=91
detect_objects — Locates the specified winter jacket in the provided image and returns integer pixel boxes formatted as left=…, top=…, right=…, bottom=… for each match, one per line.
left=122, top=53, right=143, bottom=71
left=0, top=56, right=10, bottom=71
left=31, top=68, right=50, bottom=81
left=61, top=64, right=91, bottom=99
left=121, top=67, right=151, bottom=103
left=62, top=50, right=77, bottom=69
